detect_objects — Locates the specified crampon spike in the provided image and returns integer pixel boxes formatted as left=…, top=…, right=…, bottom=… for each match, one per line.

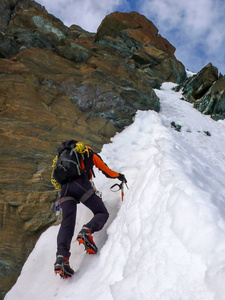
left=76, top=228, right=98, bottom=254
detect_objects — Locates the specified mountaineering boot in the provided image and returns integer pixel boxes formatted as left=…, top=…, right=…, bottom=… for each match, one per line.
left=77, top=226, right=98, bottom=254
left=54, top=255, right=74, bottom=278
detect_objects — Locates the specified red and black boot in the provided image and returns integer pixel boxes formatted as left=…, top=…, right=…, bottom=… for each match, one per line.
left=77, top=227, right=98, bottom=254
left=54, top=255, right=74, bottom=278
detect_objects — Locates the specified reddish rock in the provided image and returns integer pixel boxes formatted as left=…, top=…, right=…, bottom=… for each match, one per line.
left=95, top=11, right=176, bottom=57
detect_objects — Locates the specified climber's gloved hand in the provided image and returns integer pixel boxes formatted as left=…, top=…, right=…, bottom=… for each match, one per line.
left=118, top=173, right=127, bottom=183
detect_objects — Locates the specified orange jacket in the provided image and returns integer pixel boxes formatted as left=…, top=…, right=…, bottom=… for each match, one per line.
left=80, top=147, right=119, bottom=180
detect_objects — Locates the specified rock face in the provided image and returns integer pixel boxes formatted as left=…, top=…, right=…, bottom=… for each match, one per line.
left=0, top=1, right=186, bottom=297
left=180, top=63, right=225, bottom=120
left=95, top=11, right=185, bottom=84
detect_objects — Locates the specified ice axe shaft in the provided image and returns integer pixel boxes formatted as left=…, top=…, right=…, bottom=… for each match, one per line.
left=110, top=181, right=128, bottom=201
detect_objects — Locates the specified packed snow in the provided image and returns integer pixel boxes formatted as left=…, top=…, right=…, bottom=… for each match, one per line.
left=5, top=81, right=225, bottom=300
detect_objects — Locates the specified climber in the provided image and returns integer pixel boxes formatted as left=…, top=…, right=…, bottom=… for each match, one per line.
left=52, top=140, right=127, bottom=278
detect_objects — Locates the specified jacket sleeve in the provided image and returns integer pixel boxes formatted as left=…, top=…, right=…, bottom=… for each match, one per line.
left=92, top=153, right=120, bottom=179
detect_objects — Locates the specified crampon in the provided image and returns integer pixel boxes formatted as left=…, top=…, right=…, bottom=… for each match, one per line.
left=77, top=227, right=98, bottom=254
left=54, top=255, right=74, bottom=279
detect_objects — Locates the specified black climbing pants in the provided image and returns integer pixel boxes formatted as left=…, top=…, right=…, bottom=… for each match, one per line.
left=56, top=179, right=109, bottom=258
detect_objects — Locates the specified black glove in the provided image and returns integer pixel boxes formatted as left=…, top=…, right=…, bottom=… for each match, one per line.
left=118, top=173, right=127, bottom=183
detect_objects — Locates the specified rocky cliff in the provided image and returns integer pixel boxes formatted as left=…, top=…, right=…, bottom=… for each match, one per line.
left=177, top=63, right=225, bottom=120
left=0, top=0, right=190, bottom=297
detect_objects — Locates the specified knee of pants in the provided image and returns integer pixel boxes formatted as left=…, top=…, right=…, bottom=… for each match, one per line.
left=88, top=211, right=109, bottom=233
left=96, top=209, right=109, bottom=223
left=104, top=211, right=109, bottom=223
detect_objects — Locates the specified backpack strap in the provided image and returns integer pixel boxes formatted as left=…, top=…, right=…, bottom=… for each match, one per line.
left=71, top=148, right=82, bottom=176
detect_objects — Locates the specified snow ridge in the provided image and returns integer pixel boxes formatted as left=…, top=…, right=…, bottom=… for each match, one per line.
left=5, top=82, right=225, bottom=300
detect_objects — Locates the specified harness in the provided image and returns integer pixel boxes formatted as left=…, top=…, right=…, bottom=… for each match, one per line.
left=59, top=180, right=95, bottom=205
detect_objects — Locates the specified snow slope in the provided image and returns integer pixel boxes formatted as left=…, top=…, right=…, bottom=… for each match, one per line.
left=5, top=81, right=225, bottom=300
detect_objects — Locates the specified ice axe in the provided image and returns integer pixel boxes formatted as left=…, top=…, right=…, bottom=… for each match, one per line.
left=110, top=180, right=128, bottom=201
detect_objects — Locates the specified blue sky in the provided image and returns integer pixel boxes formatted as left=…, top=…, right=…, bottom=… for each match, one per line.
left=36, top=0, right=225, bottom=74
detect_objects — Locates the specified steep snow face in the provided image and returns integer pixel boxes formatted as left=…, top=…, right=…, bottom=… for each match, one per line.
left=5, top=82, right=225, bottom=300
